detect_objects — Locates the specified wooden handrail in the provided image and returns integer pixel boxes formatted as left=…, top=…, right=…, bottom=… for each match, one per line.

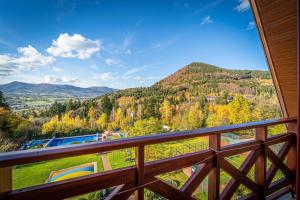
left=0, top=117, right=297, bottom=200
left=0, top=117, right=296, bottom=168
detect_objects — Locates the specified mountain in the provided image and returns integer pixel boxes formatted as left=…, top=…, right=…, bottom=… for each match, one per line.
left=109, top=62, right=274, bottom=101
left=0, top=81, right=117, bottom=110
left=155, top=62, right=271, bottom=89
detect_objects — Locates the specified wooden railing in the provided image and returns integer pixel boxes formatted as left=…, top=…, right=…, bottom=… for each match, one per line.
left=0, top=117, right=297, bottom=200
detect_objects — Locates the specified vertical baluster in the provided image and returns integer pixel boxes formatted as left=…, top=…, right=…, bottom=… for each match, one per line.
left=135, top=146, right=144, bottom=200
left=208, top=134, right=220, bottom=200
left=255, top=127, right=267, bottom=199
left=0, top=166, right=12, bottom=197
left=287, top=122, right=297, bottom=196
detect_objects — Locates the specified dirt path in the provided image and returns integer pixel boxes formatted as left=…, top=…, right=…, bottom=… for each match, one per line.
left=101, top=153, right=112, bottom=171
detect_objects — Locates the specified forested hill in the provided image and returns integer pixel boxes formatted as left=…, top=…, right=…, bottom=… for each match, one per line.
left=108, top=62, right=274, bottom=100
left=156, top=62, right=270, bottom=89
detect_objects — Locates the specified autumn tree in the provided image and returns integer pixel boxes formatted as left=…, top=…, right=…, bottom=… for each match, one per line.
left=159, top=99, right=173, bottom=126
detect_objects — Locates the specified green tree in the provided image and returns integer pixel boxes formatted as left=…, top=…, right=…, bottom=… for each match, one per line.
left=100, top=96, right=112, bottom=116
left=0, top=91, right=9, bottom=109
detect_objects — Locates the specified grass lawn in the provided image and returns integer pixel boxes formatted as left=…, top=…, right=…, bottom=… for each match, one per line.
left=13, top=154, right=104, bottom=190
left=108, top=149, right=135, bottom=169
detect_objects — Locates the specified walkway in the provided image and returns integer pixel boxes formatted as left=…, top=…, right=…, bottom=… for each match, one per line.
left=101, top=153, right=112, bottom=171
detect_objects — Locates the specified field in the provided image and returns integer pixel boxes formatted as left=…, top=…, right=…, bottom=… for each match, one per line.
left=13, top=154, right=104, bottom=190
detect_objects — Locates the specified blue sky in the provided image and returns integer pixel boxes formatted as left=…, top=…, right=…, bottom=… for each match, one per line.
left=0, top=0, right=268, bottom=89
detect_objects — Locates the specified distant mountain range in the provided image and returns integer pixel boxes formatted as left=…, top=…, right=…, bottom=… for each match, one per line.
left=0, top=81, right=117, bottom=110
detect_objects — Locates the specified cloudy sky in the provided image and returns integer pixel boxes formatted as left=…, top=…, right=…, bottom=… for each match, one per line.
left=0, top=0, right=267, bottom=89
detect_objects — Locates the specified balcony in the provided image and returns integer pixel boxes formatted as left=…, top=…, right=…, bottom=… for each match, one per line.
left=0, top=117, right=297, bottom=200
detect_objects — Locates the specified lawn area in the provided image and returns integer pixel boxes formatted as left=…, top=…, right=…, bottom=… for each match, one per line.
left=107, top=137, right=209, bottom=170
left=13, top=154, right=104, bottom=190
left=108, top=149, right=135, bottom=169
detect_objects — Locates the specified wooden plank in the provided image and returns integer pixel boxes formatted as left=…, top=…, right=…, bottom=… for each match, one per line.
left=0, top=167, right=12, bottom=196
left=0, top=117, right=296, bottom=168
left=265, top=186, right=292, bottom=200
left=208, top=134, right=220, bottom=200
left=237, top=193, right=257, bottom=200
left=266, top=147, right=293, bottom=179
left=145, top=177, right=195, bottom=200
left=144, top=150, right=214, bottom=178
left=265, top=132, right=295, bottom=146
left=255, top=127, right=267, bottom=199
left=266, top=141, right=292, bottom=186
left=267, top=177, right=291, bottom=196
left=135, top=146, right=144, bottom=200
left=4, top=166, right=136, bottom=200
left=219, top=140, right=261, bottom=158
left=105, top=184, right=135, bottom=200
left=250, top=0, right=298, bottom=117
left=286, top=122, right=297, bottom=195
left=220, top=150, right=260, bottom=200
left=220, top=159, right=259, bottom=193
left=181, top=163, right=213, bottom=195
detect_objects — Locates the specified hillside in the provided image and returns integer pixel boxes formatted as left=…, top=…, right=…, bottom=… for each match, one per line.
left=109, top=62, right=274, bottom=100
left=156, top=62, right=270, bottom=88
left=0, top=81, right=117, bottom=110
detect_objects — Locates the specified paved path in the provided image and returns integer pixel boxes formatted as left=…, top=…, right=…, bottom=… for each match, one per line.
left=101, top=153, right=112, bottom=171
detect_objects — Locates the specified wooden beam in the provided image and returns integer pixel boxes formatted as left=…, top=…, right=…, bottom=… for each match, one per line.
left=145, top=178, right=195, bottom=200
left=181, top=163, right=213, bottom=195
left=266, top=147, right=293, bottom=179
left=266, top=141, right=292, bottom=186
left=0, top=167, right=12, bottom=197
left=255, top=127, right=267, bottom=199
left=220, top=159, right=259, bottom=194
left=220, top=150, right=260, bottom=199
left=208, top=134, right=220, bottom=200
left=105, top=184, right=135, bottom=200
left=135, top=146, right=144, bottom=200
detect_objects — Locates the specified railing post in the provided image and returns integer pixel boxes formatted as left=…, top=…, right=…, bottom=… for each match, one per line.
left=135, top=146, right=144, bottom=200
left=208, top=134, right=220, bottom=200
left=255, top=127, right=267, bottom=199
left=287, top=122, right=297, bottom=195
left=0, top=167, right=12, bottom=197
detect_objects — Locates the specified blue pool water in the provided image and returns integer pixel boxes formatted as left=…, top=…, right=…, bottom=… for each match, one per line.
left=24, top=134, right=100, bottom=149
left=47, top=134, right=98, bottom=147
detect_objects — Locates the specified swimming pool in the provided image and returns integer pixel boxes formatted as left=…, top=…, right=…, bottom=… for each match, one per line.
left=47, top=134, right=99, bottom=147
left=24, top=133, right=100, bottom=149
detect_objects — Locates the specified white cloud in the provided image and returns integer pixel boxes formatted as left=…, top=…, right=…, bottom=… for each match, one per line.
left=52, top=66, right=62, bottom=72
left=105, top=58, right=119, bottom=66
left=234, top=0, right=250, bottom=12
left=0, top=45, right=55, bottom=76
left=44, top=74, right=80, bottom=83
left=125, top=68, right=142, bottom=75
left=47, top=33, right=100, bottom=59
left=93, top=72, right=116, bottom=81
left=247, top=21, right=256, bottom=30
left=61, top=76, right=80, bottom=83
left=201, top=16, right=213, bottom=25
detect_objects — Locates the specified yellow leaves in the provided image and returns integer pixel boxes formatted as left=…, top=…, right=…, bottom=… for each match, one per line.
left=41, top=113, right=86, bottom=135
left=96, top=113, right=108, bottom=130
left=159, top=99, right=173, bottom=126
